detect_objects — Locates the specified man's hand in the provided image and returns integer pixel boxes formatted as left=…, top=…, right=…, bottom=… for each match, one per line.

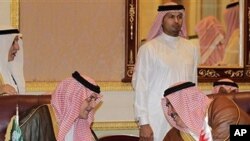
left=139, top=124, right=153, bottom=141
left=0, top=84, right=17, bottom=95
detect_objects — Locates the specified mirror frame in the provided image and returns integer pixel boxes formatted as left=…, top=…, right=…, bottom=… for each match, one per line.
left=123, top=0, right=250, bottom=83
left=11, top=0, right=19, bottom=29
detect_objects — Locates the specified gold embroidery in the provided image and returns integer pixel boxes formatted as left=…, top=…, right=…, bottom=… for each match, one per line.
left=47, top=104, right=59, bottom=140
left=180, top=131, right=196, bottom=141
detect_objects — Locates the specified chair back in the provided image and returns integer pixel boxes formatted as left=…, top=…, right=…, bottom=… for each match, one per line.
left=98, top=135, right=139, bottom=141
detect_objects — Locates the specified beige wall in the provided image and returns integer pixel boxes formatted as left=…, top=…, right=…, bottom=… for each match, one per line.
left=20, top=0, right=125, bottom=81
left=0, top=1, right=11, bottom=26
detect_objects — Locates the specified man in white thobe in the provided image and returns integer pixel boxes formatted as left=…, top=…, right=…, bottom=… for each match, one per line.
left=132, top=2, right=198, bottom=141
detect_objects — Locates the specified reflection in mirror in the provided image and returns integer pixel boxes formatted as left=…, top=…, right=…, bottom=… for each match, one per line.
left=139, top=0, right=242, bottom=67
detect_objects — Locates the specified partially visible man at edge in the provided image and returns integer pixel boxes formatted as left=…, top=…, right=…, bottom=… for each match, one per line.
left=0, top=26, right=25, bottom=95
left=162, top=81, right=250, bottom=141
left=212, top=78, right=239, bottom=94
left=132, top=2, right=199, bottom=141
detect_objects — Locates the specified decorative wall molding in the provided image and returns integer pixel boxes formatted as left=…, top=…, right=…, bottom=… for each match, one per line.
left=123, top=0, right=138, bottom=82
left=26, top=81, right=250, bottom=92
left=26, top=81, right=133, bottom=92
left=92, top=121, right=137, bottom=130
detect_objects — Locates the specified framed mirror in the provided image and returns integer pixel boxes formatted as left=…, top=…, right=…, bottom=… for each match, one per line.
left=123, top=0, right=250, bottom=82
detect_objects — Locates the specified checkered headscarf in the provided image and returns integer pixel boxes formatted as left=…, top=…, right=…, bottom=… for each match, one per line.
left=51, top=71, right=102, bottom=141
left=162, top=82, right=212, bottom=138
left=147, top=2, right=187, bottom=41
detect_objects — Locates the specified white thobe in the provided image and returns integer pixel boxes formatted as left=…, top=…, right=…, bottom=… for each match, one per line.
left=132, top=33, right=198, bottom=141
left=65, top=124, right=74, bottom=141
left=0, top=28, right=25, bottom=94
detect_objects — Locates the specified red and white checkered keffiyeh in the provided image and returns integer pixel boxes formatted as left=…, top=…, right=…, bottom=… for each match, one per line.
left=146, top=2, right=187, bottom=41
left=162, top=81, right=213, bottom=140
left=51, top=75, right=102, bottom=141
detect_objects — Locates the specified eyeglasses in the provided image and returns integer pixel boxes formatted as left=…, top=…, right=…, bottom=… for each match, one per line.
left=170, top=113, right=178, bottom=119
left=86, top=95, right=98, bottom=102
left=166, top=101, right=172, bottom=107
left=166, top=101, right=179, bottom=120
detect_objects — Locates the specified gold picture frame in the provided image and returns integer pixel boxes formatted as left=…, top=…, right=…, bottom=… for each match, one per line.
left=11, top=0, right=19, bottom=29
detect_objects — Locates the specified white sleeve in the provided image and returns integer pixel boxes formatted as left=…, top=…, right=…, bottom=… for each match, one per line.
left=193, top=45, right=199, bottom=84
left=132, top=45, right=151, bottom=125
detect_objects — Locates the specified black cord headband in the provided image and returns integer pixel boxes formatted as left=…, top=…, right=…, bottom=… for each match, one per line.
left=213, top=81, right=239, bottom=88
left=226, top=2, right=239, bottom=9
left=164, top=82, right=195, bottom=97
left=72, top=71, right=100, bottom=94
left=0, top=29, right=19, bottom=35
left=158, top=5, right=185, bottom=11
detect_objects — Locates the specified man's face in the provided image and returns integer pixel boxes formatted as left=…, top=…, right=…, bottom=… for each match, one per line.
left=79, top=93, right=98, bottom=119
left=166, top=98, right=187, bottom=128
left=8, top=36, right=20, bottom=62
left=218, top=86, right=237, bottom=94
left=162, top=12, right=183, bottom=37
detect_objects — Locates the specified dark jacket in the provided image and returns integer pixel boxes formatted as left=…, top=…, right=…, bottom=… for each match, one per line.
left=18, top=105, right=56, bottom=141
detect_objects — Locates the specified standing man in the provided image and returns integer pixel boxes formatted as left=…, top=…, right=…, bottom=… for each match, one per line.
left=132, top=2, right=198, bottom=141
left=0, top=26, right=25, bottom=95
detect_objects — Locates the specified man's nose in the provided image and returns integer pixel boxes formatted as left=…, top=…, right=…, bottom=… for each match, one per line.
left=15, top=43, right=20, bottom=50
left=174, top=17, right=179, bottom=23
left=167, top=107, right=172, bottom=116
left=90, top=100, right=96, bottom=108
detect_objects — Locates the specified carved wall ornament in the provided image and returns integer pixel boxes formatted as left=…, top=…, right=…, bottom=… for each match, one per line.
left=129, top=49, right=134, bottom=64
left=248, top=7, right=250, bottom=40
left=129, top=0, right=135, bottom=40
left=198, top=69, right=220, bottom=78
left=127, top=66, right=134, bottom=77
left=224, top=70, right=244, bottom=77
left=245, top=69, right=250, bottom=77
